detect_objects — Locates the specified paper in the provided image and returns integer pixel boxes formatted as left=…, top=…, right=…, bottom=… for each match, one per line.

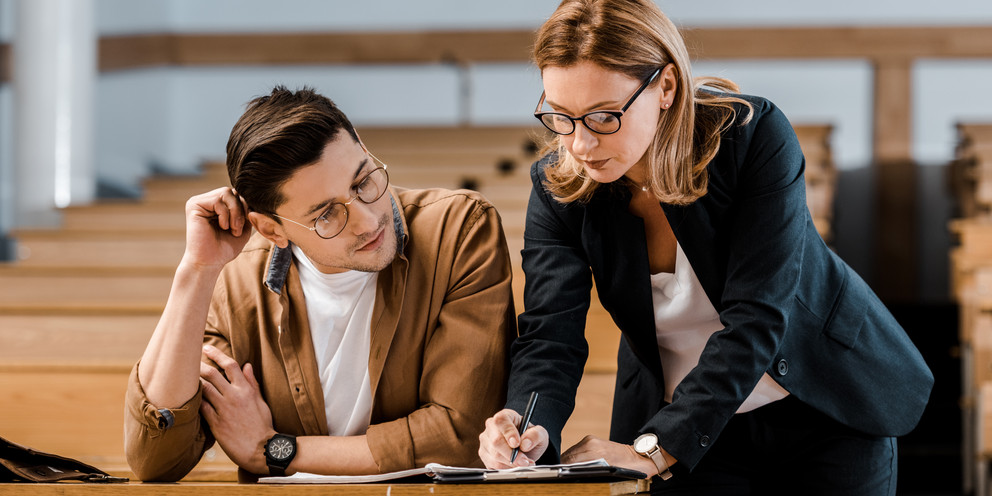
left=258, top=459, right=617, bottom=484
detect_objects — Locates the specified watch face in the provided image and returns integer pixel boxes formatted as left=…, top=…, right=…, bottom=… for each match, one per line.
left=268, top=437, right=295, bottom=461
left=634, top=433, right=658, bottom=453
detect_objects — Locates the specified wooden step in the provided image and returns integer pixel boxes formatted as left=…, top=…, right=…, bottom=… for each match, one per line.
left=0, top=267, right=173, bottom=314
left=10, top=230, right=185, bottom=269
left=60, top=203, right=187, bottom=231
left=0, top=314, right=159, bottom=365
left=356, top=125, right=548, bottom=156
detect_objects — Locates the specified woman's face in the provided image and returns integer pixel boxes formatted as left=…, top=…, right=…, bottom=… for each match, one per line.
left=540, top=61, right=674, bottom=185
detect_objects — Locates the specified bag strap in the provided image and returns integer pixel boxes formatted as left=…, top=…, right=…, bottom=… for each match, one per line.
left=0, top=435, right=128, bottom=483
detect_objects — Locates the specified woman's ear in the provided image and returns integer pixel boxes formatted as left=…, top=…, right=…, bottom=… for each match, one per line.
left=658, top=63, right=678, bottom=109
left=248, top=211, right=290, bottom=248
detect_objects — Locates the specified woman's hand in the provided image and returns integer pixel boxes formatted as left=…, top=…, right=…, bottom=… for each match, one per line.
left=478, top=408, right=550, bottom=468
left=562, top=435, right=672, bottom=478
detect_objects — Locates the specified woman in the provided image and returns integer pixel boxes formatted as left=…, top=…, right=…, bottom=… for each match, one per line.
left=477, top=0, right=933, bottom=494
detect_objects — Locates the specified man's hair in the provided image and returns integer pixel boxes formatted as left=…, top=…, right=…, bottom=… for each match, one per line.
left=225, top=85, right=360, bottom=216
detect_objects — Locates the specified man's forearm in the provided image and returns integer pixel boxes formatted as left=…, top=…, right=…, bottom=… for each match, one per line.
left=286, top=435, right=378, bottom=476
left=138, top=260, right=224, bottom=408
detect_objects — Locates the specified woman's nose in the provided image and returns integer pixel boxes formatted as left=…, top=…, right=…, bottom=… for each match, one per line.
left=569, top=123, right=599, bottom=156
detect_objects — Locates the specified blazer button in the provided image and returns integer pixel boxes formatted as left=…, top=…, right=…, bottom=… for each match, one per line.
left=699, top=435, right=711, bottom=447
left=776, top=359, right=789, bottom=376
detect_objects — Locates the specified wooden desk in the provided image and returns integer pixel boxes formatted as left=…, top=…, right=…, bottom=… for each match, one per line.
left=0, top=480, right=650, bottom=495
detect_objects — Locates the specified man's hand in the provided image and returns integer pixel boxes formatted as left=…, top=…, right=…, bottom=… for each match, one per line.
left=183, top=187, right=252, bottom=272
left=478, top=408, right=549, bottom=469
left=561, top=435, right=673, bottom=478
left=199, top=345, right=276, bottom=475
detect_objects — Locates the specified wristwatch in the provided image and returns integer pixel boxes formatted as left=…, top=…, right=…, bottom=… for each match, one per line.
left=264, top=433, right=297, bottom=476
left=633, top=433, right=673, bottom=480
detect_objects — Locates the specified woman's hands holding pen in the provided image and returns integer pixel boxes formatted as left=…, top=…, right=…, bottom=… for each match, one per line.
left=478, top=408, right=550, bottom=468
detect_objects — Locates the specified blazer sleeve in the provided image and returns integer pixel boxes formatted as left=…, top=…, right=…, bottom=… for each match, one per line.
left=504, top=158, right=595, bottom=461
left=648, top=101, right=811, bottom=470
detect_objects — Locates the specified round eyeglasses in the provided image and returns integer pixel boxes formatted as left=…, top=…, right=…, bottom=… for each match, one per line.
left=273, top=158, right=389, bottom=240
left=534, top=67, right=662, bottom=136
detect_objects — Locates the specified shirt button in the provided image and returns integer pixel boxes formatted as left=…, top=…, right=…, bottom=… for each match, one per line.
left=776, top=359, right=789, bottom=376
left=699, top=435, right=711, bottom=447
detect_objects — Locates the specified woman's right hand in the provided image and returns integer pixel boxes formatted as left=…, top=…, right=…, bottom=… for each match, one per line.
left=182, top=187, right=252, bottom=271
left=478, top=408, right=550, bottom=469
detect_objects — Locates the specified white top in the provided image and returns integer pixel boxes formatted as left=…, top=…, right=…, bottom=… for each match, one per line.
left=651, top=243, right=789, bottom=413
left=292, top=245, right=375, bottom=436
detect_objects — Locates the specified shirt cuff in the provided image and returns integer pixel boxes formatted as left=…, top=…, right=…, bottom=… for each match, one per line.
left=365, top=419, right=414, bottom=473
left=126, top=361, right=204, bottom=436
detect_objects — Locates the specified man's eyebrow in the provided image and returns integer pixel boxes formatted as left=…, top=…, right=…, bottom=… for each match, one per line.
left=301, top=156, right=371, bottom=218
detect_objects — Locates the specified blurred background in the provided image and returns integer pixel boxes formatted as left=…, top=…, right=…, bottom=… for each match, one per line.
left=0, top=0, right=991, bottom=493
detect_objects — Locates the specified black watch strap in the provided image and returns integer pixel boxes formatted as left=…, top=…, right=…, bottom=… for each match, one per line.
left=264, top=433, right=297, bottom=476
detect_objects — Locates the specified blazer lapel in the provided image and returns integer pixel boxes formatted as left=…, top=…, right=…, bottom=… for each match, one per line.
left=587, top=192, right=664, bottom=379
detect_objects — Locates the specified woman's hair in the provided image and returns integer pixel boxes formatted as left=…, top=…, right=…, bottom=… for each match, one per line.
left=226, top=85, right=360, bottom=216
left=535, top=0, right=753, bottom=205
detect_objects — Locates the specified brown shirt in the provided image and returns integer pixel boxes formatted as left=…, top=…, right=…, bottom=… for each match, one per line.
left=124, top=188, right=516, bottom=481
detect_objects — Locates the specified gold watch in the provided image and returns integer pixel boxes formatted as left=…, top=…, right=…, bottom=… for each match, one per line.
left=633, top=433, right=673, bottom=480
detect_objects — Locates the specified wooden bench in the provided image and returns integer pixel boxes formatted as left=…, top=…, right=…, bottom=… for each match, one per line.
left=0, top=317, right=238, bottom=481
left=0, top=267, right=173, bottom=314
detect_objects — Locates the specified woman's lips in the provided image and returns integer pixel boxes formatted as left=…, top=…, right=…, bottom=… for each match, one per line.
left=581, top=158, right=609, bottom=170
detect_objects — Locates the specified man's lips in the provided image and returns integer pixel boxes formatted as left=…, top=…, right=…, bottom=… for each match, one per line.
left=356, top=227, right=385, bottom=251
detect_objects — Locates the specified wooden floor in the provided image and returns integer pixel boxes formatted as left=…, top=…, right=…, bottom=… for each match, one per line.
left=0, top=123, right=835, bottom=480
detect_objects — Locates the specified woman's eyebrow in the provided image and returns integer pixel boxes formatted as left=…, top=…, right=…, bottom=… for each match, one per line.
left=545, top=97, right=621, bottom=115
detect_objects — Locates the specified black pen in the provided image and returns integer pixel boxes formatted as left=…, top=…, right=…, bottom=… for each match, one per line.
left=510, top=391, right=539, bottom=463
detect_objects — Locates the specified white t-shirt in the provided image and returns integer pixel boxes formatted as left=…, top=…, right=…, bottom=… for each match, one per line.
left=651, top=243, right=789, bottom=413
left=292, top=245, right=375, bottom=436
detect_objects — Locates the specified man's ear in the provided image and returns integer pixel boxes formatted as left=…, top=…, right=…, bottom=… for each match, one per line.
left=248, top=211, right=290, bottom=249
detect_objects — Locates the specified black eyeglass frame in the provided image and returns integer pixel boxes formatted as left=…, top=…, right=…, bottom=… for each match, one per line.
left=273, top=156, right=390, bottom=240
left=534, top=67, right=663, bottom=136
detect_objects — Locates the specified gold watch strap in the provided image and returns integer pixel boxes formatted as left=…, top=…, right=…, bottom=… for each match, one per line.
left=645, top=446, right=673, bottom=481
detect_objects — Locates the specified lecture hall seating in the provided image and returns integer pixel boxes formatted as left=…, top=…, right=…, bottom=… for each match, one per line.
left=949, top=122, right=992, bottom=496
left=0, top=124, right=835, bottom=481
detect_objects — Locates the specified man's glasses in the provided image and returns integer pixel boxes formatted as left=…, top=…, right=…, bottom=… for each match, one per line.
left=534, top=67, right=662, bottom=136
left=273, top=154, right=389, bottom=240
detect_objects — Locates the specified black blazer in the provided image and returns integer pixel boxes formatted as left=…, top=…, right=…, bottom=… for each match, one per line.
left=505, top=95, right=934, bottom=470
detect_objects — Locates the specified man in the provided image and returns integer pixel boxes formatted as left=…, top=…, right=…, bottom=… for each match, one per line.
left=124, top=86, right=516, bottom=481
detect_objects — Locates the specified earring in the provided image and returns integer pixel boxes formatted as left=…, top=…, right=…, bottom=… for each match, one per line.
left=663, top=102, right=671, bottom=109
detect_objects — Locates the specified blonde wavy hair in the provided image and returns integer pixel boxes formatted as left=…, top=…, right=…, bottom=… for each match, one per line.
left=536, top=0, right=753, bottom=205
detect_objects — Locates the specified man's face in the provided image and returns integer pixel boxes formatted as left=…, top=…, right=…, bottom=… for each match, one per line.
left=272, top=132, right=397, bottom=274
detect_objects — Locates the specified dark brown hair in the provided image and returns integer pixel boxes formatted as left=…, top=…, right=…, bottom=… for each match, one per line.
left=226, top=86, right=360, bottom=215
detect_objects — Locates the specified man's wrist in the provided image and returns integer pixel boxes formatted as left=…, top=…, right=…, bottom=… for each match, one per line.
left=263, top=432, right=297, bottom=476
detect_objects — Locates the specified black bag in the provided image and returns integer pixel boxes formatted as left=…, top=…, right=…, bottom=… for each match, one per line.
left=0, top=435, right=127, bottom=483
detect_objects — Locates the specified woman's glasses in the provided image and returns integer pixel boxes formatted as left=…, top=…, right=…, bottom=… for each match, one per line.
left=534, top=68, right=662, bottom=136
